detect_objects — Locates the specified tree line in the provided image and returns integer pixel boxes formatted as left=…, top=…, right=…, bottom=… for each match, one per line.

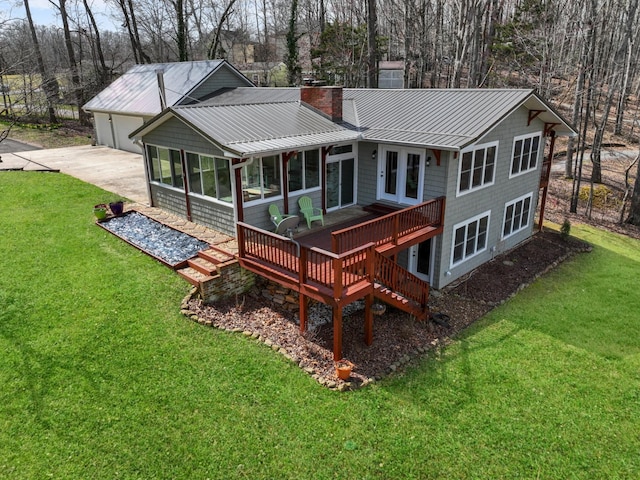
left=2, top=0, right=640, bottom=224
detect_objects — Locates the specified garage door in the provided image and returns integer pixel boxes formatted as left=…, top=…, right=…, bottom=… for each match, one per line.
left=112, top=115, right=144, bottom=153
left=93, top=112, right=115, bottom=148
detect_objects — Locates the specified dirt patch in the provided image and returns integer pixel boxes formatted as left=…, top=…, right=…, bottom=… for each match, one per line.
left=184, top=229, right=591, bottom=390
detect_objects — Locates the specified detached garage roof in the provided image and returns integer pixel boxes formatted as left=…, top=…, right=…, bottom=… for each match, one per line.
left=83, top=60, right=252, bottom=116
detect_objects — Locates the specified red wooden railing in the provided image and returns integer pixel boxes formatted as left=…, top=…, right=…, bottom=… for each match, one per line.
left=374, top=252, right=429, bottom=308
left=237, top=222, right=374, bottom=301
left=331, top=196, right=446, bottom=254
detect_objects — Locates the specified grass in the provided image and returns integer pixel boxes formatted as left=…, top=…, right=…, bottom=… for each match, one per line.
left=1, top=171, right=639, bottom=479
left=1, top=119, right=92, bottom=149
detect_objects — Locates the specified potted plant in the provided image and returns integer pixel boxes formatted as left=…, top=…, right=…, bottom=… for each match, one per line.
left=335, top=360, right=353, bottom=380
left=109, top=200, right=124, bottom=216
left=93, top=203, right=108, bottom=220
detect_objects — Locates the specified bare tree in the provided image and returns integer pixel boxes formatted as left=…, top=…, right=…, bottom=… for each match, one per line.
left=23, top=0, right=59, bottom=123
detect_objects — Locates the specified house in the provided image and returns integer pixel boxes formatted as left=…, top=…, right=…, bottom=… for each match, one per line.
left=129, top=86, right=576, bottom=359
left=82, top=60, right=254, bottom=153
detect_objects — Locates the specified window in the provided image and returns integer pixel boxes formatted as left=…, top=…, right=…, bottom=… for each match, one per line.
left=186, top=152, right=232, bottom=203
left=451, top=212, right=490, bottom=266
left=288, top=149, right=320, bottom=193
left=148, top=145, right=183, bottom=188
left=241, top=155, right=282, bottom=203
left=511, top=133, right=541, bottom=176
left=503, top=194, right=532, bottom=238
left=457, top=142, right=497, bottom=195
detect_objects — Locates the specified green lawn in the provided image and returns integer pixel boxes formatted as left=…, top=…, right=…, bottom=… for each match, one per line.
left=1, top=172, right=639, bottom=479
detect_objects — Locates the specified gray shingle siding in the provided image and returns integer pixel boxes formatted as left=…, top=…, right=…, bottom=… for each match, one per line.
left=432, top=106, right=545, bottom=289
left=356, top=142, right=378, bottom=206
left=189, top=197, right=235, bottom=236
left=143, top=117, right=226, bottom=156
left=150, top=185, right=188, bottom=217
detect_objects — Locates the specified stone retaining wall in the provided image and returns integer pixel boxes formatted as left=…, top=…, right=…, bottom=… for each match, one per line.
left=200, top=261, right=256, bottom=303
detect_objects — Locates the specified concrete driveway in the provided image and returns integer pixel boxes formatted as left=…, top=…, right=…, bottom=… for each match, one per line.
left=0, top=144, right=148, bottom=204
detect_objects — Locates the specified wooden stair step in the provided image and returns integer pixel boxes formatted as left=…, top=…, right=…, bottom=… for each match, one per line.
left=188, top=256, right=219, bottom=276
left=199, top=247, right=235, bottom=265
left=177, top=266, right=218, bottom=287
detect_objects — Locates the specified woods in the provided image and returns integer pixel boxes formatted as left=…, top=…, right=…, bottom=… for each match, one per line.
left=2, top=0, right=640, bottom=224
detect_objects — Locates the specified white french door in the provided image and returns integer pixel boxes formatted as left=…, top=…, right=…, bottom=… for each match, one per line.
left=378, top=146, right=425, bottom=205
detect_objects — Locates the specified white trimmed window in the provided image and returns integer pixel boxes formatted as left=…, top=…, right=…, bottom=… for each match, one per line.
left=502, top=193, right=533, bottom=239
left=510, top=133, right=541, bottom=177
left=457, top=142, right=498, bottom=196
left=451, top=212, right=490, bottom=267
left=288, top=149, right=320, bottom=193
left=148, top=145, right=184, bottom=189
left=186, top=152, right=232, bottom=203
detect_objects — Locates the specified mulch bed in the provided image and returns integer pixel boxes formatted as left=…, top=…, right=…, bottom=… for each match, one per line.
left=184, top=229, right=591, bottom=390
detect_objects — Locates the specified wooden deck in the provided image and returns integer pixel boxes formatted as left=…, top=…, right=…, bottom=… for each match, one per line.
left=237, top=197, right=446, bottom=360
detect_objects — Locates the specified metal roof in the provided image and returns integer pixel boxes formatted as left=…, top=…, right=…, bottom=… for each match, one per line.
left=171, top=102, right=360, bottom=156
left=131, top=86, right=576, bottom=156
left=83, top=60, right=246, bottom=116
left=344, top=88, right=575, bottom=149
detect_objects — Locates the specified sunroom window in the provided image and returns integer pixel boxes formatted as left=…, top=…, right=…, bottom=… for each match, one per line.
left=148, top=145, right=183, bottom=188
left=186, top=152, right=232, bottom=203
left=242, top=155, right=282, bottom=202
left=288, top=149, right=320, bottom=193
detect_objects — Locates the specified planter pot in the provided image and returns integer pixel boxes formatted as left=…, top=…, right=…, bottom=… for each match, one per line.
left=372, top=303, right=386, bottom=316
left=94, top=204, right=108, bottom=220
left=109, top=201, right=124, bottom=216
left=336, top=362, right=353, bottom=380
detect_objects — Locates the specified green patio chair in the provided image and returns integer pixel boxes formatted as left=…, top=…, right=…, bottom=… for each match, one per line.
left=268, top=204, right=298, bottom=233
left=298, top=196, right=324, bottom=229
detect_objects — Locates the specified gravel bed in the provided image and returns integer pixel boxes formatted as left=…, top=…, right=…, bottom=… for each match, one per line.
left=101, top=212, right=209, bottom=266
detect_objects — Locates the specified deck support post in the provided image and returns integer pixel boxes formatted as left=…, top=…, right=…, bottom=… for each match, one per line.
left=333, top=306, right=342, bottom=361
left=299, top=294, right=308, bottom=333
left=364, top=293, right=373, bottom=345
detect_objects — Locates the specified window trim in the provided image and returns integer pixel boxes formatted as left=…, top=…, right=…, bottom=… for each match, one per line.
left=450, top=211, right=491, bottom=268
left=502, top=192, right=533, bottom=240
left=456, top=141, right=498, bottom=197
left=509, top=132, right=542, bottom=178
left=184, top=150, right=233, bottom=205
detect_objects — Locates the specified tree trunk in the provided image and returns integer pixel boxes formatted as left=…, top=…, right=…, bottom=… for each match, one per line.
left=55, top=0, right=89, bottom=125
left=24, top=0, right=59, bottom=123
left=367, top=0, right=378, bottom=88
left=82, top=0, right=109, bottom=88
left=626, top=152, right=640, bottom=226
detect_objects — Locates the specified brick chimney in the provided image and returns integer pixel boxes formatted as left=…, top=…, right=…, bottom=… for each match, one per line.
left=300, top=86, right=343, bottom=122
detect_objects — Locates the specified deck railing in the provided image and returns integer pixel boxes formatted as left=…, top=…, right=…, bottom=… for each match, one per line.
left=237, top=222, right=374, bottom=299
left=331, top=196, right=446, bottom=253
left=374, top=252, right=429, bottom=307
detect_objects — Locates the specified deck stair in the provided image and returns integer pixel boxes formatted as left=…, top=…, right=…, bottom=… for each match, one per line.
left=176, top=246, right=235, bottom=287
left=372, top=252, right=430, bottom=320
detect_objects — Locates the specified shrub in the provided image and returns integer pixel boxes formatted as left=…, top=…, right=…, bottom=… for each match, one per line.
left=560, top=218, right=571, bottom=241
